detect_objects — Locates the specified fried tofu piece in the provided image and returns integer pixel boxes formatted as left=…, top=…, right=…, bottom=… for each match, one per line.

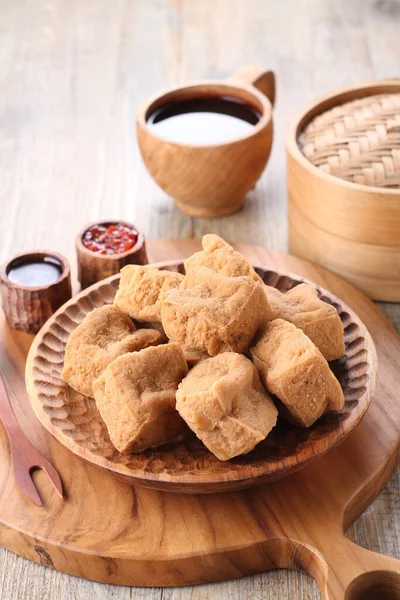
left=264, top=284, right=283, bottom=300
left=251, top=319, right=344, bottom=427
left=176, top=353, right=278, bottom=460
left=115, top=265, right=183, bottom=322
left=181, top=347, right=209, bottom=368
left=62, top=305, right=163, bottom=398
left=137, top=320, right=168, bottom=343
left=93, top=344, right=188, bottom=453
left=162, top=267, right=273, bottom=356
left=265, top=284, right=345, bottom=361
left=184, top=234, right=261, bottom=281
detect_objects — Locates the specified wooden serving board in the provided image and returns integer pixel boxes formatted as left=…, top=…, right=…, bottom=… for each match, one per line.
left=0, top=240, right=399, bottom=599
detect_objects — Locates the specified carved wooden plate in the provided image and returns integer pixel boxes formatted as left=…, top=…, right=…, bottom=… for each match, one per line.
left=26, top=262, right=377, bottom=493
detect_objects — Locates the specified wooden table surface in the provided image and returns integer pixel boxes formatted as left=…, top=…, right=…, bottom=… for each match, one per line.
left=0, top=0, right=398, bottom=598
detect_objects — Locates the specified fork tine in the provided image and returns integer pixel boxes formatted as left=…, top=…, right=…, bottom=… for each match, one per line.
left=15, top=471, right=42, bottom=507
left=38, top=461, right=64, bottom=499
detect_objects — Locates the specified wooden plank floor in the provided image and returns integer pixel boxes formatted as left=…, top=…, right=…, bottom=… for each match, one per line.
left=0, top=0, right=399, bottom=598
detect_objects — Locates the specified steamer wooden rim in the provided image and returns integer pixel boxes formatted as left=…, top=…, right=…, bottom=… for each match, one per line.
left=286, top=79, right=400, bottom=197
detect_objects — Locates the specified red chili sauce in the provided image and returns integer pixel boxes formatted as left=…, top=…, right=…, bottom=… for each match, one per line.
left=82, top=224, right=139, bottom=255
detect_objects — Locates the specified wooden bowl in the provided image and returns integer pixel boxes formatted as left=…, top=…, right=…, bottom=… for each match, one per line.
left=286, top=79, right=400, bottom=302
left=76, top=221, right=148, bottom=289
left=136, top=65, right=275, bottom=218
left=25, top=261, right=377, bottom=494
left=0, top=250, right=71, bottom=334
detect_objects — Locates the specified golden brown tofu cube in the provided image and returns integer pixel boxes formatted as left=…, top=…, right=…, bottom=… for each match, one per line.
left=176, top=353, right=278, bottom=460
left=115, top=265, right=183, bottom=322
left=93, top=344, right=188, bottom=453
left=184, top=234, right=261, bottom=281
left=162, top=267, right=273, bottom=356
left=251, top=319, right=344, bottom=427
left=265, top=284, right=345, bottom=361
left=181, top=347, right=209, bottom=368
left=62, top=304, right=162, bottom=397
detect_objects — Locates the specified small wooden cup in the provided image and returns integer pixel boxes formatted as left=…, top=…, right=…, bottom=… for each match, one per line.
left=76, top=221, right=148, bottom=289
left=0, top=250, right=71, bottom=334
left=136, top=65, right=276, bottom=218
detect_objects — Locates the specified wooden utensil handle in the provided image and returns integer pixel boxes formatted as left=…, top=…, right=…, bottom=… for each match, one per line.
left=315, top=534, right=400, bottom=599
left=0, top=376, right=34, bottom=457
left=228, top=65, right=276, bottom=107
left=0, top=376, right=21, bottom=433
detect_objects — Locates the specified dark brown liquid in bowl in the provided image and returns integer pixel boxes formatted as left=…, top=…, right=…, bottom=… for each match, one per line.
left=147, top=95, right=262, bottom=145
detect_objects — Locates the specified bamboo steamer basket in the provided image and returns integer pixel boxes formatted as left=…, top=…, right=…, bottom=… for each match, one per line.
left=286, top=80, right=400, bottom=301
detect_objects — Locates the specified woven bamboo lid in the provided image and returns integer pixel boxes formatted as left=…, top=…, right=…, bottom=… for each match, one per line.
left=299, top=93, right=400, bottom=188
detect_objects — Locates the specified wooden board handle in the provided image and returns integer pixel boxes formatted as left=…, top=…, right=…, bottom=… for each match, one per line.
left=227, top=65, right=276, bottom=107
left=257, top=535, right=400, bottom=600
left=313, top=535, right=400, bottom=599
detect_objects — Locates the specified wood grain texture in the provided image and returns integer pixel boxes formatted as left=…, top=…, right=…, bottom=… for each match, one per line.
left=0, top=0, right=399, bottom=598
left=26, top=260, right=376, bottom=493
left=0, top=240, right=400, bottom=599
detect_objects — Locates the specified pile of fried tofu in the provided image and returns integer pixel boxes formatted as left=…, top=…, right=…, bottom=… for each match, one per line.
left=62, top=235, right=345, bottom=461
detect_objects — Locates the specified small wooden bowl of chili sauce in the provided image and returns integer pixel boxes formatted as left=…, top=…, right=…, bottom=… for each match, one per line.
left=76, top=221, right=148, bottom=289
left=0, top=250, right=72, bottom=333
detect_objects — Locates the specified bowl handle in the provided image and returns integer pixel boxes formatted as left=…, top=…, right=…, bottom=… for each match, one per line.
left=227, top=65, right=276, bottom=107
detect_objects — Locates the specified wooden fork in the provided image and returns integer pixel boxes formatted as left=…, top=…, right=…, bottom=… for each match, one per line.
left=0, top=373, right=63, bottom=506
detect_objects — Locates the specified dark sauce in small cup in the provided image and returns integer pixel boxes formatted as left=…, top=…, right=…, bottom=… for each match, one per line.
left=147, top=95, right=262, bottom=145
left=7, top=257, right=62, bottom=287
